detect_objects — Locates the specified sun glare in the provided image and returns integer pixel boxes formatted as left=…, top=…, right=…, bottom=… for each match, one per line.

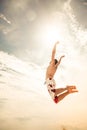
left=39, top=23, right=63, bottom=46
left=45, top=25, right=61, bottom=43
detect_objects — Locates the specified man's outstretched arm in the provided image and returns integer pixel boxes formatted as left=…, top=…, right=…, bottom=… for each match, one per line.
left=56, top=55, right=65, bottom=66
left=51, top=41, right=59, bottom=61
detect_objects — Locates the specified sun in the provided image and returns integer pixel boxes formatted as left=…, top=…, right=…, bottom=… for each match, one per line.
left=45, top=25, right=61, bottom=43
left=38, top=23, right=62, bottom=46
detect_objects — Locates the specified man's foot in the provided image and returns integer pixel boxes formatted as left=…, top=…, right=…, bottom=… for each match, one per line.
left=68, top=88, right=78, bottom=93
left=66, top=85, right=78, bottom=93
left=66, top=85, right=76, bottom=90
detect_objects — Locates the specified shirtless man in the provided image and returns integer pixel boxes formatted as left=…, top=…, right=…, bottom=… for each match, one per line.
left=45, top=41, right=78, bottom=104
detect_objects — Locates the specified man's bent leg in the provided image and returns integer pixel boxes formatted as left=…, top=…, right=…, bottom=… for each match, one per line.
left=54, top=89, right=78, bottom=104
left=54, top=88, right=67, bottom=96
left=54, top=85, right=76, bottom=96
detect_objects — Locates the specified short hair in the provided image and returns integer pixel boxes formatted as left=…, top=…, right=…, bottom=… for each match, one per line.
left=54, top=59, right=58, bottom=65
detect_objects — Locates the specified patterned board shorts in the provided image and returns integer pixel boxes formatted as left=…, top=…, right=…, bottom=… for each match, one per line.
left=46, top=78, right=59, bottom=103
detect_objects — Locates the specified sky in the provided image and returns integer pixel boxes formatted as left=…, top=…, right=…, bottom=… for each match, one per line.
left=0, top=0, right=87, bottom=130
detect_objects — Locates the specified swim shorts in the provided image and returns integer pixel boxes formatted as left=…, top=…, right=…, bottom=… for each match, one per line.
left=46, top=78, right=59, bottom=103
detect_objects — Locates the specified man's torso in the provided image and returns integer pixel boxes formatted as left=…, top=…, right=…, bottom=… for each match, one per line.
left=46, top=63, right=57, bottom=79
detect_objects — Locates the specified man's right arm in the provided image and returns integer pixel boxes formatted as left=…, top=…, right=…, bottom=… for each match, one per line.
left=51, top=41, right=59, bottom=61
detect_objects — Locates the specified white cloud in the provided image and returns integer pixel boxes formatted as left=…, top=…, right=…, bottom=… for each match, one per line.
left=0, top=50, right=87, bottom=130
left=0, top=13, right=11, bottom=24
left=63, top=0, right=87, bottom=46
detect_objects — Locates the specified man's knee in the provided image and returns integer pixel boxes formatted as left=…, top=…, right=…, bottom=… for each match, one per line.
left=54, top=96, right=59, bottom=104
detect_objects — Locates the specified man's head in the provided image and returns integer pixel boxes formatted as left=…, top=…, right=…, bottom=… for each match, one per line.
left=49, top=59, right=58, bottom=65
left=54, top=59, right=58, bottom=65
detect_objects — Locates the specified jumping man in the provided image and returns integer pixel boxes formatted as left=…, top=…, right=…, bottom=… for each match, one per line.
left=45, top=41, right=78, bottom=104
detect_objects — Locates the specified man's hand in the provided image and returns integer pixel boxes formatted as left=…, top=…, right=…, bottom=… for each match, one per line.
left=60, top=55, right=65, bottom=59
left=55, top=41, right=59, bottom=45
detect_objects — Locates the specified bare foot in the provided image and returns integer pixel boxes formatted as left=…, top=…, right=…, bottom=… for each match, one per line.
left=66, top=85, right=76, bottom=90
left=68, top=88, right=78, bottom=93
left=66, top=85, right=78, bottom=93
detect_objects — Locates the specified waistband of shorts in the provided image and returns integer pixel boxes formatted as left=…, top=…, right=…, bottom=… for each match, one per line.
left=44, top=78, right=53, bottom=85
left=47, top=78, right=52, bottom=80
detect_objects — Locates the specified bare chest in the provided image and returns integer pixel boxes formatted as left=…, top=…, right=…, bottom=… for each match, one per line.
left=47, top=65, right=57, bottom=75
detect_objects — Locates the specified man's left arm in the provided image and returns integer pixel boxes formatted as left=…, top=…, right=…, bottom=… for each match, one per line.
left=56, top=55, right=65, bottom=66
